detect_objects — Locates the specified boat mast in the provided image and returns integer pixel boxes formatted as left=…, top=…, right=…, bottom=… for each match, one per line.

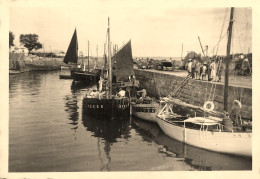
left=96, top=45, right=98, bottom=69
left=224, top=7, right=234, bottom=111
left=88, top=41, right=90, bottom=72
left=108, top=17, right=112, bottom=98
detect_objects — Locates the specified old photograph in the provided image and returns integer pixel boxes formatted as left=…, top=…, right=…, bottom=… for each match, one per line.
left=1, top=0, right=260, bottom=178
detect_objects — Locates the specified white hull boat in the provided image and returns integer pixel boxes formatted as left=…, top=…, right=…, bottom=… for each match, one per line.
left=156, top=8, right=252, bottom=158
left=156, top=112, right=252, bottom=157
left=131, top=99, right=161, bottom=123
left=132, top=103, right=157, bottom=122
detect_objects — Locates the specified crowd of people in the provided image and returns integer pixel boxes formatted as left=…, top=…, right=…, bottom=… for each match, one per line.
left=187, top=57, right=223, bottom=82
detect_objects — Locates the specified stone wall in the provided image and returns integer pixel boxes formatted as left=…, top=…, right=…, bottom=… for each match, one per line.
left=135, top=69, right=252, bottom=120
left=9, top=53, right=26, bottom=71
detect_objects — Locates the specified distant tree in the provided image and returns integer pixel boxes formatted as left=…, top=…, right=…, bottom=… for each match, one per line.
left=9, top=31, right=15, bottom=48
left=19, top=34, right=43, bottom=54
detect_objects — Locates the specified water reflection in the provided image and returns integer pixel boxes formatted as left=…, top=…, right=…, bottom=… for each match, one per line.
left=70, top=81, right=94, bottom=93
left=9, top=72, right=43, bottom=98
left=64, top=81, right=95, bottom=138
left=132, top=118, right=252, bottom=171
left=82, top=111, right=131, bottom=171
left=64, top=93, right=79, bottom=130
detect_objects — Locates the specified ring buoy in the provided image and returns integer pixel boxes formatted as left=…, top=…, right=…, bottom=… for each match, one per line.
left=203, top=101, right=214, bottom=112
left=233, top=100, right=242, bottom=109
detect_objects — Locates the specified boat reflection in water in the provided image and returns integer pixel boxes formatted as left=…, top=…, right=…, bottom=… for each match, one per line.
left=64, top=90, right=79, bottom=139
left=70, top=80, right=94, bottom=92
left=64, top=81, right=94, bottom=138
left=81, top=108, right=131, bottom=171
left=132, top=117, right=251, bottom=171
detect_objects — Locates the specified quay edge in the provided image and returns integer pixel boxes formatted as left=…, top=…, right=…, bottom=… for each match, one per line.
left=134, top=69, right=252, bottom=120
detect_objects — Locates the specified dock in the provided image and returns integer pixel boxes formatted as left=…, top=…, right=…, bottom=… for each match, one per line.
left=135, top=69, right=252, bottom=120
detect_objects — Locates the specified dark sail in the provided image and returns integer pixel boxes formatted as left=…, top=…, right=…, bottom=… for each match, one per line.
left=111, top=40, right=134, bottom=81
left=63, top=29, right=78, bottom=64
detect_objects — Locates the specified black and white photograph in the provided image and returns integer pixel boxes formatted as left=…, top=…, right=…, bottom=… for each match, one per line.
left=1, top=0, right=260, bottom=178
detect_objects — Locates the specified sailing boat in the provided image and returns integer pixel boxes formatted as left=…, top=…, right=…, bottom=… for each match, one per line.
left=73, top=41, right=102, bottom=84
left=156, top=8, right=252, bottom=157
left=82, top=18, right=130, bottom=119
left=111, top=40, right=139, bottom=89
left=59, top=29, right=81, bottom=79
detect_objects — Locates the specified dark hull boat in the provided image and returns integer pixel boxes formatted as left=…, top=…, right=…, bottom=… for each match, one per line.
left=73, top=40, right=102, bottom=84
left=73, top=69, right=102, bottom=84
left=59, top=67, right=81, bottom=79
left=73, top=72, right=95, bottom=82
left=82, top=97, right=130, bottom=119
left=82, top=18, right=132, bottom=120
left=59, top=75, right=73, bottom=79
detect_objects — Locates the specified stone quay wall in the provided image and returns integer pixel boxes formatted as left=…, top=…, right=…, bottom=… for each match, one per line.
left=9, top=53, right=26, bottom=71
left=134, top=69, right=252, bottom=120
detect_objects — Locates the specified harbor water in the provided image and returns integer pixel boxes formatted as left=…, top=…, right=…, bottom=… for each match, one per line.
left=9, top=71, right=252, bottom=172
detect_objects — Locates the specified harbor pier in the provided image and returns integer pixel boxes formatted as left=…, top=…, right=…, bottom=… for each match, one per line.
left=135, top=69, right=252, bottom=120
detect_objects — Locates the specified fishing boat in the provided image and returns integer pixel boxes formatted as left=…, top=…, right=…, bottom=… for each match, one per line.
left=59, top=29, right=81, bottom=79
left=130, top=74, right=191, bottom=122
left=73, top=41, right=102, bottom=84
left=82, top=18, right=130, bottom=120
left=111, top=40, right=139, bottom=90
left=130, top=93, right=162, bottom=123
left=73, top=68, right=102, bottom=84
left=131, top=99, right=159, bottom=123
left=156, top=8, right=252, bottom=157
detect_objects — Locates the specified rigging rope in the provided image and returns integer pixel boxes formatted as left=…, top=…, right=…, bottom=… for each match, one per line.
left=215, top=8, right=229, bottom=56
left=211, top=33, right=228, bottom=55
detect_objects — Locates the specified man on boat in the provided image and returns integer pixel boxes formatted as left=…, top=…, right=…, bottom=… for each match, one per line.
left=98, top=77, right=104, bottom=92
left=230, top=101, right=242, bottom=127
left=137, top=89, right=147, bottom=99
left=89, top=89, right=100, bottom=98
left=117, top=88, right=126, bottom=97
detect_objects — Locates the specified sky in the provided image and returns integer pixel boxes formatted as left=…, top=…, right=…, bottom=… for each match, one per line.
left=9, top=0, right=252, bottom=57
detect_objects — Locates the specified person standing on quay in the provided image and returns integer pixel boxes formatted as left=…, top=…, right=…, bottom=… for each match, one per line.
left=201, top=62, right=207, bottom=80
left=191, top=58, right=196, bottom=79
left=207, top=59, right=211, bottom=81
left=187, top=59, right=192, bottom=76
left=195, top=60, right=201, bottom=80
left=210, top=59, right=216, bottom=82
left=172, top=60, right=175, bottom=71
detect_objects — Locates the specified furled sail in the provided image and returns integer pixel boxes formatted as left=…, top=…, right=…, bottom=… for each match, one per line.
left=63, top=29, right=78, bottom=64
left=111, top=40, right=134, bottom=81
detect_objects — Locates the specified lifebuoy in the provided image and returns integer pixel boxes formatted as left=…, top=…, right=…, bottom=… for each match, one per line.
left=233, top=100, right=242, bottom=109
left=203, top=101, right=214, bottom=112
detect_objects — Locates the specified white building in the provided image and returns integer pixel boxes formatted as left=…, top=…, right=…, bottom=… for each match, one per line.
left=10, top=45, right=29, bottom=54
